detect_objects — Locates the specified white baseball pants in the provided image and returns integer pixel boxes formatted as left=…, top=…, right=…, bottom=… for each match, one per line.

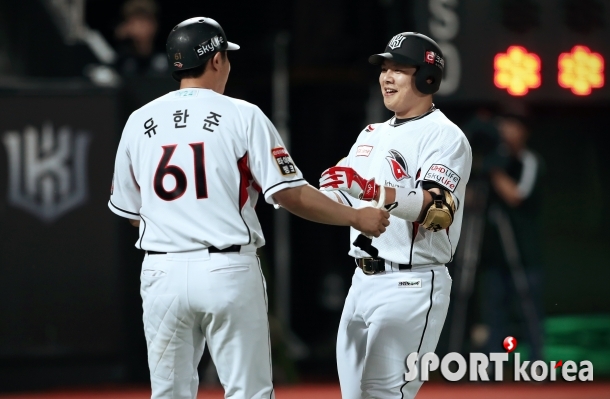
left=139, top=249, right=274, bottom=399
left=337, top=265, right=452, bottom=399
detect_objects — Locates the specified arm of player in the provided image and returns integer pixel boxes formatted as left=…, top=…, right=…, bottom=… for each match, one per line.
left=273, top=184, right=390, bottom=237
left=317, top=157, right=356, bottom=206
left=319, top=166, right=436, bottom=222
left=319, top=188, right=356, bottom=207
left=378, top=186, right=436, bottom=221
left=108, top=115, right=142, bottom=221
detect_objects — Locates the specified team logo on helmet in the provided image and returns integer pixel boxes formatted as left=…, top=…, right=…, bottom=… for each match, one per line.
left=425, top=51, right=436, bottom=64
left=174, top=62, right=183, bottom=68
left=386, top=149, right=410, bottom=181
left=388, top=34, right=406, bottom=50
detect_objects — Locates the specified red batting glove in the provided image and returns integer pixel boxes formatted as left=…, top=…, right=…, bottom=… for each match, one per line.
left=319, top=166, right=379, bottom=201
left=360, top=178, right=379, bottom=201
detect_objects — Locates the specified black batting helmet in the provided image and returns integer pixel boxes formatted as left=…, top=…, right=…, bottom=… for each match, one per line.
left=369, top=32, right=444, bottom=95
left=166, top=17, right=240, bottom=81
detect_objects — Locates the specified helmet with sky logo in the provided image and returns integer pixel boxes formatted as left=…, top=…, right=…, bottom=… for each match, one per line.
left=166, top=17, right=240, bottom=81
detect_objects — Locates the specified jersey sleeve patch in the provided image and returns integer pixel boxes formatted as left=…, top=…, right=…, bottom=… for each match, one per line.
left=423, top=164, right=461, bottom=192
left=271, top=147, right=297, bottom=176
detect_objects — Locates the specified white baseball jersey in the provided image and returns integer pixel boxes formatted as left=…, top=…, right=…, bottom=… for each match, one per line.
left=342, top=109, right=472, bottom=265
left=109, top=88, right=306, bottom=252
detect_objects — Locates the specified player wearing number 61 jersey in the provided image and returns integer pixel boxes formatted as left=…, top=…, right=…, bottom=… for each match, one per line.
left=109, top=17, right=389, bottom=399
left=110, top=83, right=300, bottom=253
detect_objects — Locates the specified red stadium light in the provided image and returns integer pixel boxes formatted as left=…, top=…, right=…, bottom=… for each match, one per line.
left=494, top=46, right=541, bottom=96
left=558, top=45, right=604, bottom=96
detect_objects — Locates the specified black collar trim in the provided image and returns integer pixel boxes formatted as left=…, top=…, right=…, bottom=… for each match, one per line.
left=389, top=105, right=437, bottom=127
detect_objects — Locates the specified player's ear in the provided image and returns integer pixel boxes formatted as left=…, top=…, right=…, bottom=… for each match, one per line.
left=210, top=52, right=223, bottom=71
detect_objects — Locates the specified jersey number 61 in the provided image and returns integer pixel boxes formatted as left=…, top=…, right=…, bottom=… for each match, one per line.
left=154, top=143, right=207, bottom=201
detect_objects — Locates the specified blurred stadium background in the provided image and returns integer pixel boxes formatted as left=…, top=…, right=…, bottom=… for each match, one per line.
left=0, top=0, right=609, bottom=397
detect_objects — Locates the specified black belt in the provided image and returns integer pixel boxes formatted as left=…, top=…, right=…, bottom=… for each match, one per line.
left=357, top=257, right=411, bottom=275
left=147, top=245, right=241, bottom=255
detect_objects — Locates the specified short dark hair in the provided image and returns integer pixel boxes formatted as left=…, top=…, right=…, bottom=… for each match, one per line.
left=173, top=51, right=227, bottom=81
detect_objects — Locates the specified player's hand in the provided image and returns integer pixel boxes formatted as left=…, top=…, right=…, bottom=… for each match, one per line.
left=319, top=166, right=380, bottom=201
left=353, top=207, right=390, bottom=237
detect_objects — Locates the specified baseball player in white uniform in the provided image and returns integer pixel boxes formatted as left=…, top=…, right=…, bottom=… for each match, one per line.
left=108, top=17, right=389, bottom=399
left=319, top=33, right=472, bottom=398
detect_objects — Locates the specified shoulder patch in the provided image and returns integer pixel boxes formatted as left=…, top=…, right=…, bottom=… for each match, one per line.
left=365, top=124, right=376, bottom=132
left=423, top=164, right=461, bottom=192
left=271, top=147, right=297, bottom=176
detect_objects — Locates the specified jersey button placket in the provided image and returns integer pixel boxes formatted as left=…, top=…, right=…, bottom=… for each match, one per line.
left=374, top=128, right=392, bottom=189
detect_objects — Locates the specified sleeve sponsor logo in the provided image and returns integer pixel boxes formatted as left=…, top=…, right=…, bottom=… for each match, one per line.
left=272, top=147, right=297, bottom=175
left=424, top=164, right=460, bottom=192
left=356, top=145, right=373, bottom=157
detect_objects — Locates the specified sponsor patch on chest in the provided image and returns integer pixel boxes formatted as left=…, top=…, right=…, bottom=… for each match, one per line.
left=424, top=164, right=461, bottom=192
left=356, top=145, right=373, bottom=157
left=272, top=147, right=297, bottom=175
left=398, top=279, right=422, bottom=288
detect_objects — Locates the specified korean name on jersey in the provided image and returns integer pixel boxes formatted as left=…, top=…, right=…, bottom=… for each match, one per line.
left=108, top=88, right=306, bottom=252
left=345, top=110, right=472, bottom=266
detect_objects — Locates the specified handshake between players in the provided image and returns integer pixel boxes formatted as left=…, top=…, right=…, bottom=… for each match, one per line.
left=273, top=184, right=390, bottom=238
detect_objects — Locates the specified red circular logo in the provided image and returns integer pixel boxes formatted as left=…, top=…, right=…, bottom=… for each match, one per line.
left=503, top=336, right=517, bottom=353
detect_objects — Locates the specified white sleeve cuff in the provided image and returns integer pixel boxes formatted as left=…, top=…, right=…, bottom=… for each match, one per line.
left=263, top=178, right=308, bottom=204
left=389, top=187, right=424, bottom=221
left=108, top=199, right=141, bottom=220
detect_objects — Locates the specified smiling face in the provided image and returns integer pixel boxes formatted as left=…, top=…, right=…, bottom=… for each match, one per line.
left=379, top=59, right=431, bottom=118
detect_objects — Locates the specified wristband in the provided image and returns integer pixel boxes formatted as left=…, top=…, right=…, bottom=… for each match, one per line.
left=389, top=187, right=425, bottom=221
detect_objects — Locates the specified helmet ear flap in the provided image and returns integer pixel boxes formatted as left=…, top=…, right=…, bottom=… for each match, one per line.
left=414, top=65, right=442, bottom=95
